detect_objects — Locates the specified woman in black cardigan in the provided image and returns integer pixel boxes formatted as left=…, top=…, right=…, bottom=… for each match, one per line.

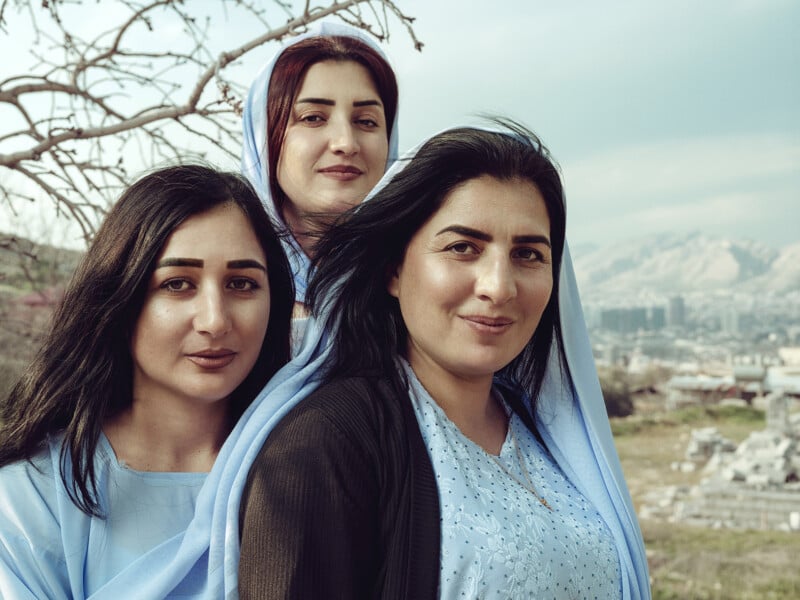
left=238, top=121, right=650, bottom=599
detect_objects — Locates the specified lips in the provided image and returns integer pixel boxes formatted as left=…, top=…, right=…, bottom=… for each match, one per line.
left=461, top=315, right=514, bottom=334
left=318, top=164, right=363, bottom=181
left=186, top=349, right=236, bottom=369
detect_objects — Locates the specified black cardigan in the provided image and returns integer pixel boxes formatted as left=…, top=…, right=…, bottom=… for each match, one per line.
left=238, top=375, right=441, bottom=599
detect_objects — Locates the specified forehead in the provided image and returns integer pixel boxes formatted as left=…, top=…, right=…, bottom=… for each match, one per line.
left=425, top=176, right=550, bottom=231
left=159, top=204, right=265, bottom=259
left=297, top=59, right=380, bottom=99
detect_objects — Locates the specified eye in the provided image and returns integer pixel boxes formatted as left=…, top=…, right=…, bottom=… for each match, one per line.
left=445, top=242, right=479, bottom=255
left=160, top=278, right=193, bottom=292
left=355, top=117, right=379, bottom=128
left=513, top=247, right=549, bottom=264
left=297, top=113, right=326, bottom=126
left=514, top=247, right=540, bottom=260
left=228, top=278, right=260, bottom=292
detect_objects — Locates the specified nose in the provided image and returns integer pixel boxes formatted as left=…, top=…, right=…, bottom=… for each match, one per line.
left=328, top=119, right=359, bottom=156
left=193, top=288, right=232, bottom=338
left=475, top=256, right=517, bottom=305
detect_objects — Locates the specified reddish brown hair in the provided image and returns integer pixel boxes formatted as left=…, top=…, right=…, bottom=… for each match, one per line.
left=266, top=35, right=398, bottom=215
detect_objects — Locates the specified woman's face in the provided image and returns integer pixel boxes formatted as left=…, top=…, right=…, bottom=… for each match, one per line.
left=130, top=203, right=271, bottom=411
left=277, top=59, right=388, bottom=238
left=388, top=175, right=554, bottom=388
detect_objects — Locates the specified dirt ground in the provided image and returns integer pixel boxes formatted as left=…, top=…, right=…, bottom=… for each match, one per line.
left=614, top=398, right=800, bottom=599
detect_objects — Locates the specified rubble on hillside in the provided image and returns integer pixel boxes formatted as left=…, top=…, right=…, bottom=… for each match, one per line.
left=640, top=391, right=800, bottom=531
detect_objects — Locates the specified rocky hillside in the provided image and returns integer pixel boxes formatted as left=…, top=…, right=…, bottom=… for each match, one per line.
left=572, top=232, right=798, bottom=296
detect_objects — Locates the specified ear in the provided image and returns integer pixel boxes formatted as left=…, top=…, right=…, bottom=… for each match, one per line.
left=386, top=263, right=401, bottom=298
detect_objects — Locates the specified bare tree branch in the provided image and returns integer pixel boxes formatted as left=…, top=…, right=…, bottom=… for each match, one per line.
left=0, top=0, right=421, bottom=245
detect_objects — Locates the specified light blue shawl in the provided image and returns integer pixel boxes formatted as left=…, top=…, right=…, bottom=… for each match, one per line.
left=90, top=127, right=650, bottom=599
left=240, top=21, right=400, bottom=303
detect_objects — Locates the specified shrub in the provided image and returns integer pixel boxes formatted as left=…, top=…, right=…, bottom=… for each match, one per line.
left=599, top=367, right=635, bottom=417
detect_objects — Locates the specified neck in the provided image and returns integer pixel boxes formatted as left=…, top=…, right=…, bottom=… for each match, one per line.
left=292, top=301, right=310, bottom=318
left=103, top=396, right=230, bottom=472
left=408, top=357, right=508, bottom=455
left=281, top=206, right=320, bottom=258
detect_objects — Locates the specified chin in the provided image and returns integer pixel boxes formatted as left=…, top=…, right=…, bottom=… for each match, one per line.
left=452, top=362, right=505, bottom=381
left=462, top=356, right=515, bottom=378
left=184, top=384, right=239, bottom=405
left=327, top=198, right=361, bottom=214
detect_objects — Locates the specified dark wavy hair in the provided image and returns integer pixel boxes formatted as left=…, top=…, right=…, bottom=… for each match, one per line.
left=307, top=121, right=570, bottom=427
left=0, top=165, right=294, bottom=516
left=266, top=34, right=398, bottom=216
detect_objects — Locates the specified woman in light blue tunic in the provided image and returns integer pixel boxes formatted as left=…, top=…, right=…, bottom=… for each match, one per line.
left=0, top=165, right=293, bottom=599
left=237, top=121, right=652, bottom=599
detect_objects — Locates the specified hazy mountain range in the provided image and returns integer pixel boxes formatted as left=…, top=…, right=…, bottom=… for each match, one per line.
left=572, top=232, right=800, bottom=296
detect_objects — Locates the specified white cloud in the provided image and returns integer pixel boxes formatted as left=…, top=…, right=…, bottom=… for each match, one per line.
left=568, top=185, right=799, bottom=248
left=564, top=133, right=800, bottom=214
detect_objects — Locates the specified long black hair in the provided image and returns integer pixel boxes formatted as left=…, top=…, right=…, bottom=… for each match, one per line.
left=307, top=121, right=570, bottom=423
left=0, top=164, right=294, bottom=516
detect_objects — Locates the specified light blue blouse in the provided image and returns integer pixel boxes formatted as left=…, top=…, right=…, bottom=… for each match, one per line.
left=0, top=434, right=206, bottom=599
left=406, top=366, right=622, bottom=599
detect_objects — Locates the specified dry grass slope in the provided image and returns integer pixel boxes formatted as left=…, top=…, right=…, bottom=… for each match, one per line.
left=613, top=404, right=800, bottom=599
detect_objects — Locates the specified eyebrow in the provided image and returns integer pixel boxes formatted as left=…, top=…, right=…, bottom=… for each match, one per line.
left=296, top=97, right=383, bottom=108
left=156, top=258, right=267, bottom=271
left=435, top=225, right=551, bottom=247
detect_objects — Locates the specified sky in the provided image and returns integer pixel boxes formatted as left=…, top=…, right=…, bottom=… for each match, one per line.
left=377, top=0, right=800, bottom=251
left=1, top=0, right=798, bottom=251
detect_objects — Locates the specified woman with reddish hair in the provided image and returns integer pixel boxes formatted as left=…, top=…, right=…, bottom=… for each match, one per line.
left=241, top=21, right=399, bottom=324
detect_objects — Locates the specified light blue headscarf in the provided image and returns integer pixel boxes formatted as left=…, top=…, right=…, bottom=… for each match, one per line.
left=91, top=126, right=649, bottom=599
left=240, top=21, right=400, bottom=303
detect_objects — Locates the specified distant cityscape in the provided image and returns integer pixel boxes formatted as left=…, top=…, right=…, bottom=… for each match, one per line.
left=569, top=231, right=799, bottom=390
left=585, top=291, right=799, bottom=359
left=583, top=290, right=800, bottom=401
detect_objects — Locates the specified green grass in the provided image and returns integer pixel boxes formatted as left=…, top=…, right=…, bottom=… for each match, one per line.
left=645, top=521, right=800, bottom=599
left=611, top=405, right=764, bottom=437
left=612, top=404, right=766, bottom=434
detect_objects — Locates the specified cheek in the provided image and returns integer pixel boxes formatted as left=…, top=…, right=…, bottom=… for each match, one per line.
left=275, top=144, right=293, bottom=186
left=364, top=136, right=389, bottom=170
left=423, top=263, right=461, bottom=296
left=526, top=275, right=555, bottom=318
left=277, top=133, right=308, bottom=178
left=400, top=261, right=465, bottom=320
left=130, top=305, right=170, bottom=363
left=133, top=302, right=173, bottom=338
left=239, top=303, right=271, bottom=344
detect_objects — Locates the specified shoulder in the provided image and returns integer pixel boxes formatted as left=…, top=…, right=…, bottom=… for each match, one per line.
left=306, top=375, right=397, bottom=405
left=0, top=440, right=59, bottom=510
left=256, top=375, right=407, bottom=470
left=282, top=375, right=400, bottom=433
left=0, top=439, right=66, bottom=557
left=245, top=378, right=393, bottom=505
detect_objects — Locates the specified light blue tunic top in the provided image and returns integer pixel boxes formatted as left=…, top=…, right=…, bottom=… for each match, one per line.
left=0, top=434, right=206, bottom=599
left=406, top=366, right=622, bottom=599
